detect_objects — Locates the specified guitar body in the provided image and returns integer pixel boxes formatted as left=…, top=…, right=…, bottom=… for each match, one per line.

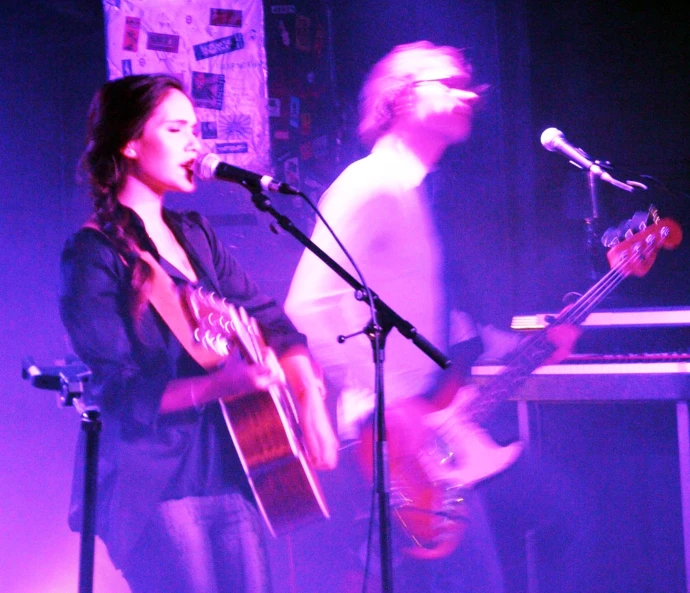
left=358, top=212, right=682, bottom=559
left=220, top=385, right=329, bottom=536
left=358, top=389, right=522, bottom=559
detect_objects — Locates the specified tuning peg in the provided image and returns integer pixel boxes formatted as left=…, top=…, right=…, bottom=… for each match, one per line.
left=219, top=316, right=231, bottom=333
left=629, top=210, right=649, bottom=232
left=648, top=204, right=660, bottom=224
left=616, top=211, right=649, bottom=242
left=601, top=226, right=621, bottom=247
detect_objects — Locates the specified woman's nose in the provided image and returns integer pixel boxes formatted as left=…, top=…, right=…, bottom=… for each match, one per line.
left=189, top=132, right=202, bottom=152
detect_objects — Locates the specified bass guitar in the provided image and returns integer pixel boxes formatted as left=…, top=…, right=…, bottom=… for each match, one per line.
left=359, top=208, right=682, bottom=559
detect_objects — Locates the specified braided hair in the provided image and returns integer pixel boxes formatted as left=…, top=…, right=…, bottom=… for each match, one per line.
left=79, top=74, right=186, bottom=319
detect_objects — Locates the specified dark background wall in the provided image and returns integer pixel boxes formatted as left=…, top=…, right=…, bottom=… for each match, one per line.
left=0, top=1, right=688, bottom=592
left=523, top=2, right=690, bottom=314
left=0, top=3, right=110, bottom=592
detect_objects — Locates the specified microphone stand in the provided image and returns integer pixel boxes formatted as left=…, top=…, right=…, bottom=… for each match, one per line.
left=584, top=168, right=601, bottom=281
left=22, top=358, right=98, bottom=593
left=75, top=407, right=100, bottom=593
left=248, top=189, right=450, bottom=593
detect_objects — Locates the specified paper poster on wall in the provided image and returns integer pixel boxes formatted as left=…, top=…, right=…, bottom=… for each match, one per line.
left=103, top=0, right=271, bottom=173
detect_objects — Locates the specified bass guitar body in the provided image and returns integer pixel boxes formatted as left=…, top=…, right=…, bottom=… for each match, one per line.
left=358, top=388, right=522, bottom=560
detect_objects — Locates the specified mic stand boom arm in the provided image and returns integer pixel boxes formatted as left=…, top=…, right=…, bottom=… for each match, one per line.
left=249, top=191, right=451, bottom=369
left=249, top=190, right=450, bottom=593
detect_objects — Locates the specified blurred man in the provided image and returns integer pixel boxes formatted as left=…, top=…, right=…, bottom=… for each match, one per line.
left=286, top=36, right=587, bottom=593
left=286, top=41, right=506, bottom=593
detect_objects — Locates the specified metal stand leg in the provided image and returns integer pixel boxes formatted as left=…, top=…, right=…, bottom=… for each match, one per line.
left=78, top=409, right=101, bottom=593
left=21, top=357, right=98, bottom=592
left=676, top=402, right=690, bottom=593
left=517, top=400, right=539, bottom=593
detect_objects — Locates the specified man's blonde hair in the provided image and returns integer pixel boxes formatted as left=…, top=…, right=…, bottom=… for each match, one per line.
left=358, top=41, right=470, bottom=148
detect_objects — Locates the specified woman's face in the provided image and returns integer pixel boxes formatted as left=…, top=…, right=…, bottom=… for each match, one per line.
left=124, top=88, right=201, bottom=196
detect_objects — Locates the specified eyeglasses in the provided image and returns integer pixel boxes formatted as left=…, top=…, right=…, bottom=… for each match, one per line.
left=412, top=77, right=489, bottom=95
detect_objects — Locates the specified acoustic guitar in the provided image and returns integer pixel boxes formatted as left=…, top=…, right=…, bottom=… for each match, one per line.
left=184, top=288, right=330, bottom=537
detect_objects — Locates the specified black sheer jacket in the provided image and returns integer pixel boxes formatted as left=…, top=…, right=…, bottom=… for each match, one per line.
left=59, top=208, right=306, bottom=567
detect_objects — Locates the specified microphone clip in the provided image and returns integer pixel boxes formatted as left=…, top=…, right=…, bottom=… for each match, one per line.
left=22, top=356, right=92, bottom=409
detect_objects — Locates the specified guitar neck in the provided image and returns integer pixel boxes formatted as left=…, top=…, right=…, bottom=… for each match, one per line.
left=470, top=254, right=633, bottom=422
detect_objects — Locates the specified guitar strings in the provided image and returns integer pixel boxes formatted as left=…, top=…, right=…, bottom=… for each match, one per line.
left=510, top=229, right=667, bottom=366
left=466, top=227, right=669, bottom=422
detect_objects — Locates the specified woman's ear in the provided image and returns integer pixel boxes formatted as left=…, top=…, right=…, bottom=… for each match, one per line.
left=122, top=144, right=137, bottom=159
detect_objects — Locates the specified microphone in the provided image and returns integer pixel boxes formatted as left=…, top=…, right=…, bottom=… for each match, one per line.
left=540, top=128, right=634, bottom=192
left=194, top=153, right=301, bottom=195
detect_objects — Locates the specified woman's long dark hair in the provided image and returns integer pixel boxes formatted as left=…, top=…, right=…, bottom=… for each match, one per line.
left=80, top=74, right=186, bottom=319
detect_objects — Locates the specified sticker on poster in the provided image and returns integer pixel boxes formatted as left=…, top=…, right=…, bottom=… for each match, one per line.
left=122, top=59, right=133, bottom=76
left=313, top=24, right=325, bottom=58
left=267, top=98, right=281, bottom=117
left=194, top=34, right=244, bottom=61
left=295, top=15, right=311, bottom=52
left=313, top=135, right=328, bottom=160
left=210, top=9, right=242, bottom=27
left=147, top=32, right=180, bottom=53
left=201, top=121, right=218, bottom=139
left=278, top=20, right=290, bottom=47
left=192, top=72, right=225, bottom=111
left=271, top=5, right=296, bottom=14
left=123, top=17, right=140, bottom=52
left=304, top=177, right=325, bottom=193
left=217, top=142, right=248, bottom=154
left=284, top=157, right=300, bottom=188
left=300, top=141, right=313, bottom=161
left=218, top=112, right=252, bottom=140
left=275, top=150, right=291, bottom=165
left=289, top=96, right=300, bottom=128
left=300, top=112, right=311, bottom=136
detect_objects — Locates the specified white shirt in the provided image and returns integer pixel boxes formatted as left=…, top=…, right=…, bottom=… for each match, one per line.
left=285, top=136, right=447, bottom=439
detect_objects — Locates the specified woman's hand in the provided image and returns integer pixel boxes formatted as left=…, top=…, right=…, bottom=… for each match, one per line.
left=297, top=389, right=339, bottom=470
left=278, top=347, right=339, bottom=470
left=159, top=355, right=281, bottom=414
left=207, top=353, right=282, bottom=404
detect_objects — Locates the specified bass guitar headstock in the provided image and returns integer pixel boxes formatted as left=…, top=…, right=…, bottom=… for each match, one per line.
left=602, top=205, right=682, bottom=277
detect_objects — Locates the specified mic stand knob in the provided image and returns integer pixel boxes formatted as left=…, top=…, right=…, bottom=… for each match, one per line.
left=337, top=330, right=366, bottom=344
